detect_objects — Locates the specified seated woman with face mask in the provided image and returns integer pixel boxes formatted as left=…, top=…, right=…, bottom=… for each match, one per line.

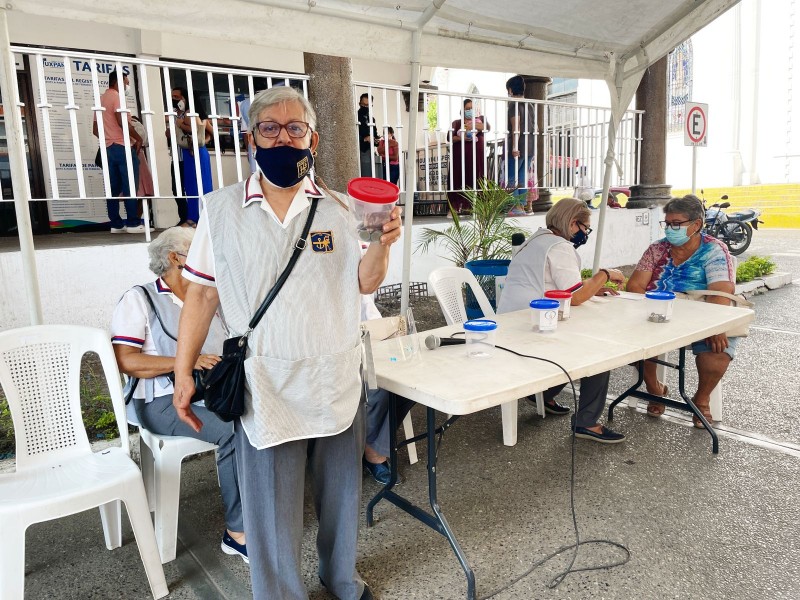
left=626, top=195, right=738, bottom=427
left=497, top=197, right=627, bottom=444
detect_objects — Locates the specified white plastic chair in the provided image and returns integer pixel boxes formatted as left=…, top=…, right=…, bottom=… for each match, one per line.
left=137, top=429, right=218, bottom=563
left=428, top=267, right=546, bottom=447
left=0, top=325, right=168, bottom=600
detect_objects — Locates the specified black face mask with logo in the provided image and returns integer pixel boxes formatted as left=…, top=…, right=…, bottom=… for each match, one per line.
left=570, top=228, right=590, bottom=248
left=254, top=145, right=314, bottom=189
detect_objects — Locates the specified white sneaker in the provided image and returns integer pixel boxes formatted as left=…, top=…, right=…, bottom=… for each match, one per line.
left=109, top=227, right=127, bottom=234
left=125, top=225, right=146, bottom=233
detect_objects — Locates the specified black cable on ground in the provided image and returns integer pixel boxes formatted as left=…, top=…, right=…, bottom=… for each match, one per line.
left=437, top=338, right=632, bottom=597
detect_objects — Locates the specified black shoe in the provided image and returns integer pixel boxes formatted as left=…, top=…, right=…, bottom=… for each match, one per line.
left=362, top=457, right=391, bottom=485
left=361, top=583, right=374, bottom=600
left=220, top=530, right=249, bottom=563
left=574, top=425, right=626, bottom=444
left=544, top=400, right=570, bottom=415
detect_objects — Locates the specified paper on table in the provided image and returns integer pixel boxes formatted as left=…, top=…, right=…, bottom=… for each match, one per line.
left=616, top=291, right=645, bottom=301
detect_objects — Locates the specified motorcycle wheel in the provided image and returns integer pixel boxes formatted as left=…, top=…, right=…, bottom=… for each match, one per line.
left=723, top=220, right=753, bottom=255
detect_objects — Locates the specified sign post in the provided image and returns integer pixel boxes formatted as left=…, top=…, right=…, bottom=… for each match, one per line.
left=684, top=102, right=708, bottom=194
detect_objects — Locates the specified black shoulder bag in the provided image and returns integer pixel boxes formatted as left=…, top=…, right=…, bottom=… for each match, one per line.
left=199, top=197, right=319, bottom=421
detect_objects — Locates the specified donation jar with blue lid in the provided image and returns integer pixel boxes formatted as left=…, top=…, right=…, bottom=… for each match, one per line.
left=529, top=299, right=560, bottom=333
left=645, top=290, right=676, bottom=323
left=463, top=319, right=498, bottom=359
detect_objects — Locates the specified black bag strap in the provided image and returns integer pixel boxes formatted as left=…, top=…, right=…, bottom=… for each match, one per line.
left=244, top=196, right=319, bottom=336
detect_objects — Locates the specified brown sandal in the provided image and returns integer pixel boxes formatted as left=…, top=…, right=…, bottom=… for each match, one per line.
left=692, top=404, right=713, bottom=429
left=646, top=385, right=668, bottom=417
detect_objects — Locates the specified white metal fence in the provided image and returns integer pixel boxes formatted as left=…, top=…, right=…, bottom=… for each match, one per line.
left=353, top=82, right=643, bottom=206
left=0, top=46, right=643, bottom=239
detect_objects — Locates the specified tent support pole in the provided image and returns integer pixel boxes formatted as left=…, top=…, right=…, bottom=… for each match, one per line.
left=592, top=117, right=617, bottom=273
left=0, top=9, right=42, bottom=325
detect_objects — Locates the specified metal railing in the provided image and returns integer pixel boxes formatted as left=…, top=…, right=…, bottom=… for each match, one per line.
left=353, top=81, right=643, bottom=204
left=4, top=46, right=307, bottom=237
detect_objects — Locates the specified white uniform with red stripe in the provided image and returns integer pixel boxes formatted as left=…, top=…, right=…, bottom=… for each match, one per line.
left=183, top=172, right=363, bottom=450
left=497, top=227, right=583, bottom=314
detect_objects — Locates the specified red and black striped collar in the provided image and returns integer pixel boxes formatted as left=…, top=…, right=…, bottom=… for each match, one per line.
left=155, top=278, right=172, bottom=295
left=242, top=172, right=325, bottom=207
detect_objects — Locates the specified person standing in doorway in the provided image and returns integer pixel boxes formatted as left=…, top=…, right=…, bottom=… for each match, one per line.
left=505, top=75, right=536, bottom=216
left=94, top=69, right=144, bottom=233
left=357, top=93, right=383, bottom=179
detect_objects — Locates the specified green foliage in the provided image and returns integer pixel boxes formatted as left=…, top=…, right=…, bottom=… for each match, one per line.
left=415, top=179, right=530, bottom=267
left=736, top=255, right=777, bottom=283
left=426, top=97, right=438, bottom=132
left=0, top=399, right=13, bottom=455
left=580, top=267, right=625, bottom=291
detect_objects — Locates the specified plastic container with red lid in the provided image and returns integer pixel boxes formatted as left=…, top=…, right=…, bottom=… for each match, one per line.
left=347, top=177, right=399, bottom=242
left=544, top=289, right=572, bottom=321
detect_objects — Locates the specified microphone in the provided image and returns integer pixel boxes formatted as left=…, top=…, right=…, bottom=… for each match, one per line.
left=424, top=334, right=466, bottom=350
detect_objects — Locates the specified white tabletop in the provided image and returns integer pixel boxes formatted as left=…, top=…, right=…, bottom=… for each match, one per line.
left=371, top=296, right=754, bottom=416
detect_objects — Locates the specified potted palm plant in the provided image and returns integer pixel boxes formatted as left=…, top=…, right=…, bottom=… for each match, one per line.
left=416, top=179, right=529, bottom=317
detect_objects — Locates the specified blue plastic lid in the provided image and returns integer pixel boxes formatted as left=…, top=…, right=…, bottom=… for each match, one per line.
left=463, top=319, right=498, bottom=332
left=645, top=291, right=676, bottom=301
left=529, top=299, right=560, bottom=310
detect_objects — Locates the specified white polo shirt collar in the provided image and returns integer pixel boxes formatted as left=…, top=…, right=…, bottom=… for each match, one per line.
left=242, top=171, right=324, bottom=229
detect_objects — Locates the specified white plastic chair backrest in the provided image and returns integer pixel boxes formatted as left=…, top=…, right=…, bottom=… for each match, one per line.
left=0, top=325, right=129, bottom=471
left=428, top=267, right=496, bottom=325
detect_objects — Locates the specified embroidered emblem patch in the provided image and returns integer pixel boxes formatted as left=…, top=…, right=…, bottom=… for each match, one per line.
left=296, top=155, right=310, bottom=178
left=311, top=231, right=334, bottom=253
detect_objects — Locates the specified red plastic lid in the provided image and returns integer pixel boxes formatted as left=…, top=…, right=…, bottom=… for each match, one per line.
left=544, top=290, right=572, bottom=299
left=347, top=177, right=400, bottom=203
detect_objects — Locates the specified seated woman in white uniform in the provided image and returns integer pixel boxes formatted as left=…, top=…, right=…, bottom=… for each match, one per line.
left=110, top=227, right=247, bottom=561
left=497, top=198, right=627, bottom=443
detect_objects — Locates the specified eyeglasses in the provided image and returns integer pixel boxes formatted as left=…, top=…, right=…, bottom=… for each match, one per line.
left=254, top=120, right=311, bottom=139
left=577, top=222, right=592, bottom=235
left=659, top=219, right=695, bottom=231
left=176, top=252, right=187, bottom=257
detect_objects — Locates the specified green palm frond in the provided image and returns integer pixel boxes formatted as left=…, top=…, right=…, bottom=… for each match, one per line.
left=414, top=179, right=530, bottom=267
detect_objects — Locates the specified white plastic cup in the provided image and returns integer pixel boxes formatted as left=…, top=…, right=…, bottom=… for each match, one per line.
left=645, top=291, right=676, bottom=323
left=544, top=290, right=572, bottom=321
left=464, top=319, right=497, bottom=359
left=529, top=299, right=560, bottom=333
left=347, top=177, right=399, bottom=243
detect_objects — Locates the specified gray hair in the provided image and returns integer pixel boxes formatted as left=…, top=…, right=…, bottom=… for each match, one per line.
left=663, top=195, right=705, bottom=221
left=546, top=197, right=591, bottom=238
left=248, top=86, right=317, bottom=131
left=147, top=227, right=195, bottom=276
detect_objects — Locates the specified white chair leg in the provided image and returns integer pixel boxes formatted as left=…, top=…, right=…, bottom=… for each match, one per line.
left=501, top=399, right=518, bottom=446
left=123, top=485, right=170, bottom=599
left=534, top=392, right=545, bottom=418
left=139, top=436, right=156, bottom=513
left=709, top=380, right=723, bottom=422
left=99, top=500, right=122, bottom=550
left=153, top=449, right=183, bottom=563
left=0, top=518, right=27, bottom=600
left=401, top=413, right=418, bottom=465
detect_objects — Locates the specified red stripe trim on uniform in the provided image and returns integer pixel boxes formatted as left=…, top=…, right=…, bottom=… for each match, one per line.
left=156, top=278, right=172, bottom=294
left=112, top=336, right=144, bottom=346
left=304, top=178, right=324, bottom=198
left=184, top=264, right=215, bottom=282
left=565, top=281, right=583, bottom=293
left=243, top=175, right=264, bottom=206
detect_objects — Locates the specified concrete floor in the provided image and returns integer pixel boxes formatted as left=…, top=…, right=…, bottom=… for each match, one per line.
left=12, top=230, right=800, bottom=600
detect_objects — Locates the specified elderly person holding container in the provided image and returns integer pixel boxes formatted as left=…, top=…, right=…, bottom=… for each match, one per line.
left=627, top=195, right=738, bottom=427
left=173, top=86, right=402, bottom=600
left=497, top=198, right=627, bottom=443
left=110, top=227, right=246, bottom=561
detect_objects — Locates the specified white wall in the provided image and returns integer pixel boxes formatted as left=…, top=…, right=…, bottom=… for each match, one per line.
left=1, top=207, right=656, bottom=331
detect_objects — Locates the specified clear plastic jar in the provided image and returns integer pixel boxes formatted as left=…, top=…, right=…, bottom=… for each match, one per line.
left=529, top=299, right=560, bottom=333
left=645, top=290, right=676, bottom=323
left=464, top=319, right=497, bottom=358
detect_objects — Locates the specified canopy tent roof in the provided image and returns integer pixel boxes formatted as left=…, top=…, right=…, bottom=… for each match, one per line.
left=4, top=0, right=741, bottom=323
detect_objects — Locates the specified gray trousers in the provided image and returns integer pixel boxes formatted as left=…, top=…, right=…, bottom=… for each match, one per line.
left=133, top=395, right=243, bottom=531
left=366, top=388, right=415, bottom=458
left=543, top=371, right=610, bottom=428
left=235, top=402, right=366, bottom=600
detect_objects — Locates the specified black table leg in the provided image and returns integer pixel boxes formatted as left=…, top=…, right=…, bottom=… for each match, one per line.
left=608, top=349, right=719, bottom=453
left=366, top=398, right=476, bottom=599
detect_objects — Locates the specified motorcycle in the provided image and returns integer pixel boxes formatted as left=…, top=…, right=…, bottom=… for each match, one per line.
left=701, top=191, right=763, bottom=256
